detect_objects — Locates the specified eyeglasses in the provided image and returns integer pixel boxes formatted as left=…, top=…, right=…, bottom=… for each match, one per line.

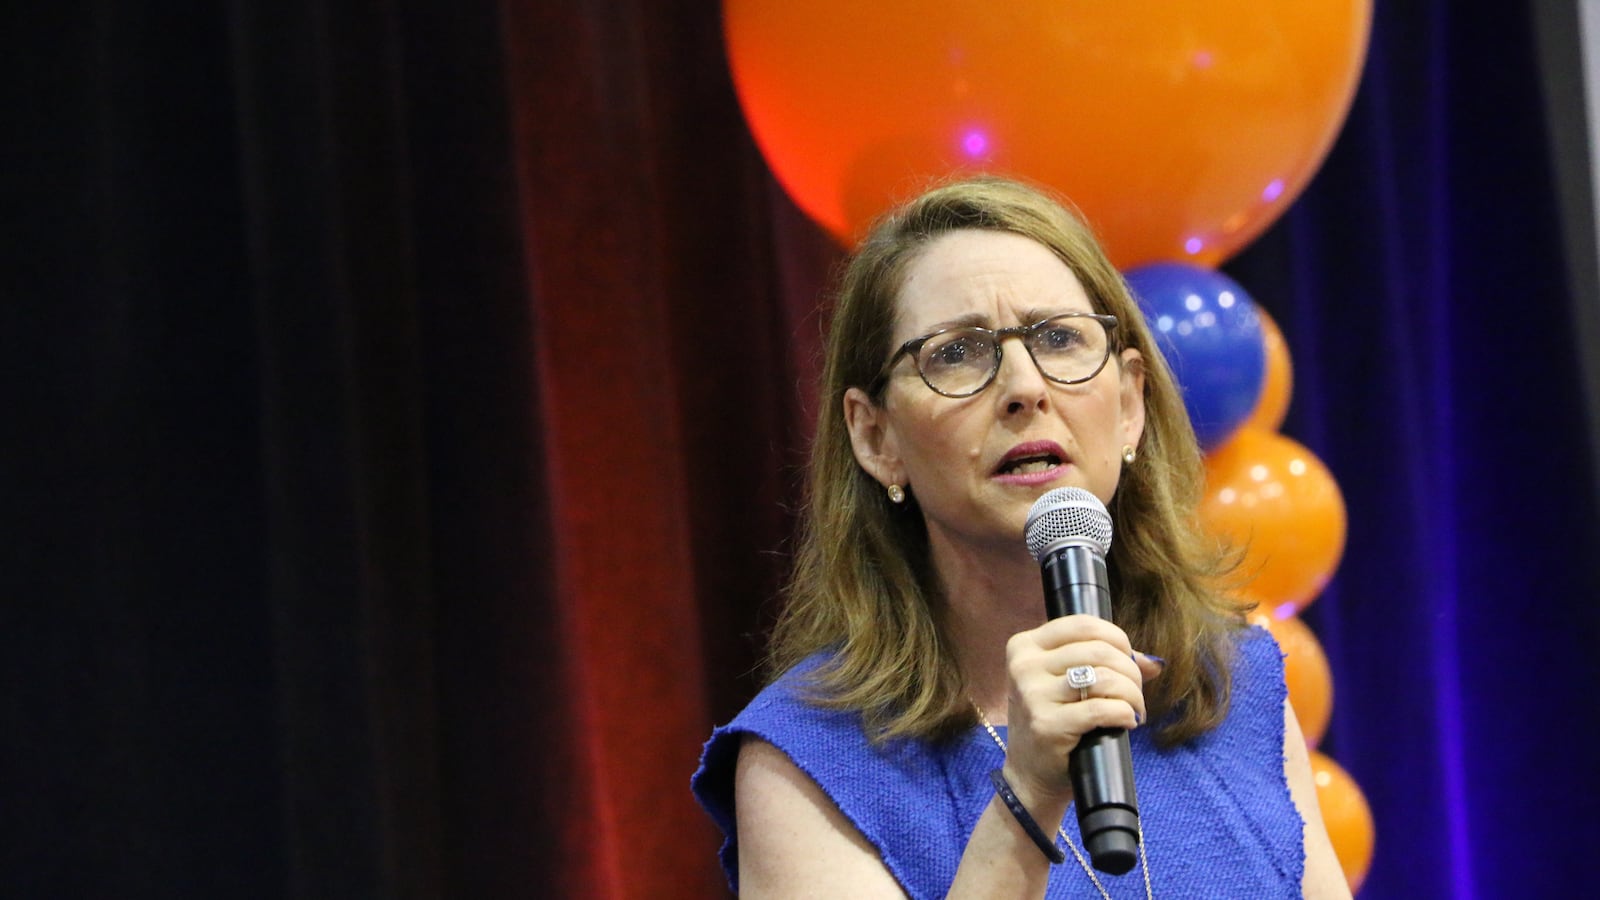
left=871, top=313, right=1118, bottom=398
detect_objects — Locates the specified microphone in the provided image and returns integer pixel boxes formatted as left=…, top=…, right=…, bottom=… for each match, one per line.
left=1024, top=487, right=1140, bottom=875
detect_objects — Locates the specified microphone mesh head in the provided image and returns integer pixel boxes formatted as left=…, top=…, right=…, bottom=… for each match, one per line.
left=1025, top=487, right=1113, bottom=561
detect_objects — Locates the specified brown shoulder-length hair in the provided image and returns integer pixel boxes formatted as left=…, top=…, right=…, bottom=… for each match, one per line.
left=768, top=175, right=1247, bottom=748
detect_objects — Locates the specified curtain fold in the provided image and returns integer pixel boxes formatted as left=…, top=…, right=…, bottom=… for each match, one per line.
left=5, top=2, right=285, bottom=895
left=231, top=0, right=441, bottom=894
left=1226, top=4, right=1600, bottom=896
left=496, top=2, right=834, bottom=894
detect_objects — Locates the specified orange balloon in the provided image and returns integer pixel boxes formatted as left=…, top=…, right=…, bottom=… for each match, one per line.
left=1309, top=751, right=1375, bottom=893
left=1200, top=428, right=1346, bottom=613
left=723, top=1, right=1372, bottom=267
left=1245, top=306, right=1294, bottom=432
left=1247, top=610, right=1332, bottom=747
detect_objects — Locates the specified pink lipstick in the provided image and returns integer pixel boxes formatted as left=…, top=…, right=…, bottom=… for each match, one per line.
left=993, top=440, right=1068, bottom=486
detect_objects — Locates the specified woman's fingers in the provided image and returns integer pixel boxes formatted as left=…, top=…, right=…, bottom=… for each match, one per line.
left=1010, top=625, right=1145, bottom=708
left=1132, top=650, right=1166, bottom=683
left=1023, top=663, right=1146, bottom=724
left=1033, top=696, right=1142, bottom=735
left=1010, top=647, right=1147, bottom=727
left=1039, top=639, right=1144, bottom=685
left=1025, top=614, right=1134, bottom=656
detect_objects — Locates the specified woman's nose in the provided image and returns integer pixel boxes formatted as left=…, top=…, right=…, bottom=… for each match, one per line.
left=993, top=339, right=1050, bottom=414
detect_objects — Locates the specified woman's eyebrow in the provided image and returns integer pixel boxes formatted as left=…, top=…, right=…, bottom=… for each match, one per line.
left=1021, top=302, right=1097, bottom=322
left=909, top=304, right=1088, bottom=335
left=911, top=312, right=993, bottom=333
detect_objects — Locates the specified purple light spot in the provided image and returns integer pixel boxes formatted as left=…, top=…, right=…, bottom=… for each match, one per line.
left=1184, top=237, right=1203, bottom=255
left=1262, top=179, right=1285, bottom=202
left=962, top=130, right=989, bottom=158
left=1192, top=50, right=1214, bottom=69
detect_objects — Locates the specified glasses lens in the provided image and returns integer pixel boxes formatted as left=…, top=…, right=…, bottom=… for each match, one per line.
left=915, top=329, right=997, bottom=395
left=1027, top=316, right=1110, bottom=383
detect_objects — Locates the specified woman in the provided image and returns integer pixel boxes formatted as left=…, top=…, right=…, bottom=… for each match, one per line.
left=693, top=177, right=1347, bottom=898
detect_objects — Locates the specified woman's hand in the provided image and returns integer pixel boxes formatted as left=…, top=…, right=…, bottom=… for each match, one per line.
left=1000, top=615, right=1164, bottom=810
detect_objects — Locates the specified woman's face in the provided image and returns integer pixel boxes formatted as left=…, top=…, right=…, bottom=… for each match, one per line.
left=845, top=229, right=1145, bottom=555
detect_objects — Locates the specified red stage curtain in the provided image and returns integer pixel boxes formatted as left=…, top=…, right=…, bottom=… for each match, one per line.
left=494, top=2, right=839, bottom=895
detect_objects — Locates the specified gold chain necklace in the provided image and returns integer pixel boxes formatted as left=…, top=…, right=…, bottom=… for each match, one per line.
left=972, top=703, right=1154, bottom=900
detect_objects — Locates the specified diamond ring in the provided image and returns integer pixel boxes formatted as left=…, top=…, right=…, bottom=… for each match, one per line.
left=1066, top=664, right=1097, bottom=701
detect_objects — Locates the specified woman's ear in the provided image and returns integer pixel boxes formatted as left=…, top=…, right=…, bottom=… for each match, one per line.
left=1117, top=348, right=1147, bottom=452
left=843, top=386, right=904, bottom=489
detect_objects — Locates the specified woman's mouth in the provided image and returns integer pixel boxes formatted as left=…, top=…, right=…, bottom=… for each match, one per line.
left=994, top=441, right=1068, bottom=483
left=997, top=454, right=1061, bottom=475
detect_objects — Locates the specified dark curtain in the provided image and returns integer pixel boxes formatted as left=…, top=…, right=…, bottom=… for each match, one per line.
left=5, top=2, right=1597, bottom=899
left=6, top=0, right=831, bottom=896
left=1227, top=3, right=1600, bottom=897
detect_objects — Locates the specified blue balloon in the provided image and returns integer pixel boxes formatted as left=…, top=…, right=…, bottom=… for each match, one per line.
left=1124, top=263, right=1266, bottom=451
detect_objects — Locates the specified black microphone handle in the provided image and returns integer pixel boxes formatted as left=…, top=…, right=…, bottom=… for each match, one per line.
left=1040, top=545, right=1141, bottom=876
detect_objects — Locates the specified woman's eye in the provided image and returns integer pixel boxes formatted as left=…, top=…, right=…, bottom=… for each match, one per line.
left=926, top=335, right=989, bottom=368
left=1038, top=326, right=1084, bottom=350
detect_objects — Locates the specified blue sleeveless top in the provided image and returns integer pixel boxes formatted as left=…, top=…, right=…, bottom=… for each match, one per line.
left=692, top=626, right=1304, bottom=898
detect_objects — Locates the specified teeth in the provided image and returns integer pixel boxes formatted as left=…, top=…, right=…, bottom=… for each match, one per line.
left=1007, top=459, right=1058, bottom=474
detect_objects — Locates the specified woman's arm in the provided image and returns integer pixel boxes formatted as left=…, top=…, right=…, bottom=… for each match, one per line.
left=736, top=736, right=1065, bottom=898
left=734, top=737, right=908, bottom=897
left=1282, top=699, right=1353, bottom=899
